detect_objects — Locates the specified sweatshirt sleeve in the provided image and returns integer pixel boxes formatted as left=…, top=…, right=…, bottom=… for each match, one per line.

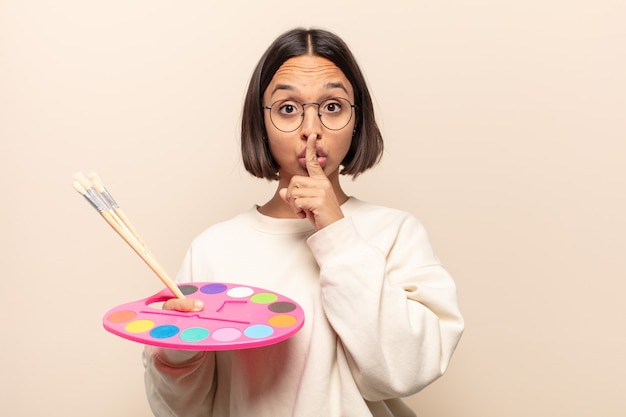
left=307, top=214, right=464, bottom=401
left=142, top=246, right=218, bottom=417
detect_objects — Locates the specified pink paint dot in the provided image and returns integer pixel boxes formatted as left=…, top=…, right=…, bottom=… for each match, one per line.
left=211, top=327, right=242, bottom=342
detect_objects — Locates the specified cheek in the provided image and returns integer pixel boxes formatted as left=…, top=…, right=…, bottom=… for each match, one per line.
left=339, top=129, right=356, bottom=162
left=338, top=129, right=354, bottom=151
left=266, top=132, right=294, bottom=158
left=340, top=140, right=353, bottom=161
left=330, top=135, right=353, bottom=167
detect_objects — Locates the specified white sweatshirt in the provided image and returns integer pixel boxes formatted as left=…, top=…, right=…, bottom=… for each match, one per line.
left=143, top=198, right=463, bottom=417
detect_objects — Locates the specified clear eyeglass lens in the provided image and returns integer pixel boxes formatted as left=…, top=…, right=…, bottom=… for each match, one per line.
left=269, top=98, right=353, bottom=132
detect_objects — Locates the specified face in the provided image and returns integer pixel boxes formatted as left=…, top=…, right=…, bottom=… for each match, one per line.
left=262, top=55, right=356, bottom=184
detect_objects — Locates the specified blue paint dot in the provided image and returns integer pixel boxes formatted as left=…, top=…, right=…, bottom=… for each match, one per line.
left=244, top=324, right=274, bottom=339
left=150, top=325, right=180, bottom=339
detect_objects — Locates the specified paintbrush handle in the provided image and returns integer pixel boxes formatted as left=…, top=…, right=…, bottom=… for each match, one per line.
left=100, top=211, right=185, bottom=299
left=113, top=208, right=147, bottom=247
left=74, top=173, right=183, bottom=299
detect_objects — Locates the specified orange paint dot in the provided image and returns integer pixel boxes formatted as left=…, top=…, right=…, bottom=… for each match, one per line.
left=268, top=314, right=297, bottom=327
left=107, top=310, right=137, bottom=323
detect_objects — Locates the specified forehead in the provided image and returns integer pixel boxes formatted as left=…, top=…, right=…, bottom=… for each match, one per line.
left=265, top=55, right=353, bottom=99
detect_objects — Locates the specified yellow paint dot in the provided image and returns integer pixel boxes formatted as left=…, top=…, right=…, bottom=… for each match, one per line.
left=125, top=319, right=155, bottom=333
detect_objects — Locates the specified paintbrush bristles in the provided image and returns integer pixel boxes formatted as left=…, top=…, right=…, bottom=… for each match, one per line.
left=72, top=171, right=185, bottom=299
left=74, top=172, right=93, bottom=192
left=87, top=171, right=105, bottom=191
left=72, top=180, right=87, bottom=195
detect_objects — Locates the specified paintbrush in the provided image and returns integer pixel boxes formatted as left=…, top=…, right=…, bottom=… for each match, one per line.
left=73, top=172, right=185, bottom=299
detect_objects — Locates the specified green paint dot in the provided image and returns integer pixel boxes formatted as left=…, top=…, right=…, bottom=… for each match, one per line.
left=180, top=327, right=210, bottom=342
left=250, top=292, right=278, bottom=304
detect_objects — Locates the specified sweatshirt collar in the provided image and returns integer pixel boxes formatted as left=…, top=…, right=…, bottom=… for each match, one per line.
left=246, top=197, right=363, bottom=234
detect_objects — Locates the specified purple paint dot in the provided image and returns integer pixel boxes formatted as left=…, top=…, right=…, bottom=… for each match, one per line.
left=200, top=283, right=228, bottom=294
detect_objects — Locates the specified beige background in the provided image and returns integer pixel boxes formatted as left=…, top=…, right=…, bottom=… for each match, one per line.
left=1, top=1, right=625, bottom=416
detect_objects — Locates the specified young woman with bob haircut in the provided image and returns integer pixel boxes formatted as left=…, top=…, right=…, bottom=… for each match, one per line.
left=241, top=28, right=384, bottom=181
left=143, top=27, right=463, bottom=417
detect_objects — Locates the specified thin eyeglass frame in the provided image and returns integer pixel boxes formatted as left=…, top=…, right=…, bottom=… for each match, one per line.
left=262, top=97, right=356, bottom=132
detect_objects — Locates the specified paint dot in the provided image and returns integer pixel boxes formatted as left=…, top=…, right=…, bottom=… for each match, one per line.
left=211, top=327, right=242, bottom=342
left=125, top=319, right=155, bottom=333
left=268, top=301, right=296, bottom=313
left=227, top=286, right=254, bottom=298
left=178, top=285, right=198, bottom=295
left=200, top=283, right=228, bottom=294
left=250, top=292, right=278, bottom=304
left=150, top=325, right=180, bottom=339
left=244, top=324, right=274, bottom=339
left=107, top=310, right=137, bottom=323
left=268, top=314, right=298, bottom=327
left=180, top=327, right=210, bottom=342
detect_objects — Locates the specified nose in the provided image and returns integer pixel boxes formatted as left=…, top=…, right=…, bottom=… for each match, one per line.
left=300, top=103, right=323, bottom=140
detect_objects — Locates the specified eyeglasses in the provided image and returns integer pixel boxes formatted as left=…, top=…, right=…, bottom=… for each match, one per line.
left=263, top=97, right=356, bottom=132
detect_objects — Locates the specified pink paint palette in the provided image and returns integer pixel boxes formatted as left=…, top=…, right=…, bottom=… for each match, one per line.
left=103, top=282, right=305, bottom=350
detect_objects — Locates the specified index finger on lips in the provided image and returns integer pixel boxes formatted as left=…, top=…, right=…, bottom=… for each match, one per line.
left=305, top=133, right=325, bottom=178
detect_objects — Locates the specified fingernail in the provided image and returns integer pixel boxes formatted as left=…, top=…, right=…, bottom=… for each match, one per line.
left=193, top=300, right=204, bottom=311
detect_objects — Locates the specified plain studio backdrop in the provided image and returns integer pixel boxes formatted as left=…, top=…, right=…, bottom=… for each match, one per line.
left=1, top=1, right=624, bottom=416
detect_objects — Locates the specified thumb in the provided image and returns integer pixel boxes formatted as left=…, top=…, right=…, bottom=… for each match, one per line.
left=279, top=187, right=289, bottom=203
left=164, top=298, right=204, bottom=312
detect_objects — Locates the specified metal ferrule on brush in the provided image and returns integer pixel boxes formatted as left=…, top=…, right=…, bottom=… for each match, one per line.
left=99, top=188, right=119, bottom=209
left=85, top=188, right=110, bottom=212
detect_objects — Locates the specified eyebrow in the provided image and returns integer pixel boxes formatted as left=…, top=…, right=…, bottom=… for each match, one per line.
left=324, top=82, right=349, bottom=95
left=270, top=84, right=294, bottom=96
left=270, top=82, right=350, bottom=97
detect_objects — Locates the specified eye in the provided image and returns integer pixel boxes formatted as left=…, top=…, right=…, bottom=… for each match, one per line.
left=321, top=99, right=345, bottom=114
left=276, top=101, right=301, bottom=116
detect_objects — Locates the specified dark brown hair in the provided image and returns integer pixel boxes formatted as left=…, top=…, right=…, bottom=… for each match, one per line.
left=241, top=28, right=383, bottom=180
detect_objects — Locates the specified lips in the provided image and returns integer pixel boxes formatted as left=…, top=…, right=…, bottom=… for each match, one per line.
left=298, top=146, right=327, bottom=169
left=298, top=156, right=327, bottom=169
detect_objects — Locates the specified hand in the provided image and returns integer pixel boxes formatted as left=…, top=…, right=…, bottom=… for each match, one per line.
left=163, top=298, right=204, bottom=312
left=279, top=134, right=345, bottom=230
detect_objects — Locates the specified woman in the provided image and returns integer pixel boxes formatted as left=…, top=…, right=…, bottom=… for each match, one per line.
left=143, top=27, right=463, bottom=417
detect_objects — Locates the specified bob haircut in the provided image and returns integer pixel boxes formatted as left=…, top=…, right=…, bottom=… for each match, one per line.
left=241, top=27, right=384, bottom=180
